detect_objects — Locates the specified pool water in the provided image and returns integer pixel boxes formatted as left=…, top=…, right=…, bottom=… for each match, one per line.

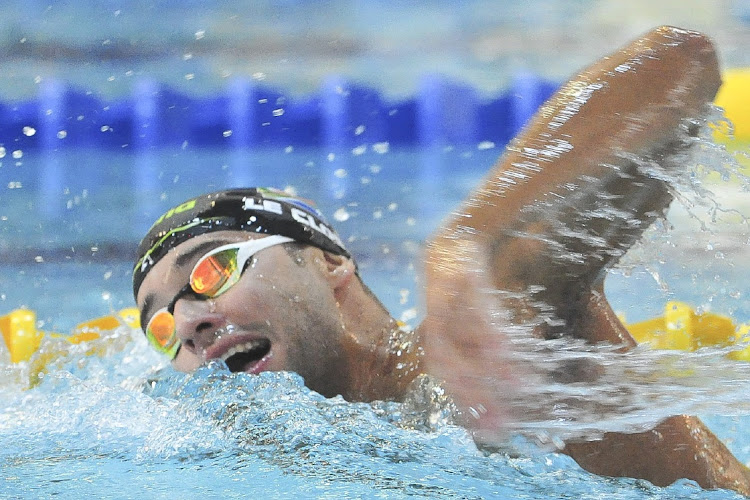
left=2, top=138, right=750, bottom=498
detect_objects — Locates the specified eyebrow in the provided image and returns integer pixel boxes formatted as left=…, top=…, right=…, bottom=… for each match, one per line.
left=174, top=238, right=241, bottom=268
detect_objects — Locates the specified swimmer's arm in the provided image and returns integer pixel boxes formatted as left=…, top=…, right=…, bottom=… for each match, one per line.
left=423, top=26, right=750, bottom=495
left=428, top=26, right=721, bottom=300
left=565, top=415, right=750, bottom=495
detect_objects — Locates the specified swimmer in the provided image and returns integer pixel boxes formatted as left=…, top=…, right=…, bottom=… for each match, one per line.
left=133, top=27, right=750, bottom=495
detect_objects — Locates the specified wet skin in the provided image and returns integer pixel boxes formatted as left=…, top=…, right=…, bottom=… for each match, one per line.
left=137, top=232, right=359, bottom=399
left=422, top=26, right=750, bottom=494
left=137, top=26, right=750, bottom=496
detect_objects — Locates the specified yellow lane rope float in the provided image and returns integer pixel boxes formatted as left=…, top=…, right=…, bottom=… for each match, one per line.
left=0, top=308, right=140, bottom=363
left=714, top=68, right=750, bottom=142
left=1, top=302, right=748, bottom=364
left=625, top=301, right=750, bottom=361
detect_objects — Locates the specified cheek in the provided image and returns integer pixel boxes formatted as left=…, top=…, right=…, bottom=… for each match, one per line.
left=215, top=272, right=306, bottom=323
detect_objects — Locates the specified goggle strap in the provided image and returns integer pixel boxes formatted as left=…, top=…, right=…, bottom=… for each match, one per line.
left=234, top=235, right=295, bottom=269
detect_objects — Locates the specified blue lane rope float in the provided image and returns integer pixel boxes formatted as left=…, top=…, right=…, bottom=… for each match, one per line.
left=2, top=70, right=744, bottom=151
left=0, top=74, right=558, bottom=150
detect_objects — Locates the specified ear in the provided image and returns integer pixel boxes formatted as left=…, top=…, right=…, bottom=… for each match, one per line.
left=322, top=251, right=356, bottom=290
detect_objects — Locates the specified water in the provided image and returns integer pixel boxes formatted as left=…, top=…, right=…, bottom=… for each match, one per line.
left=2, top=126, right=750, bottom=497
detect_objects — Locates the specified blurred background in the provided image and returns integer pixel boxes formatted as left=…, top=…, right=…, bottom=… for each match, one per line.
left=0, top=0, right=748, bottom=328
left=0, top=0, right=748, bottom=99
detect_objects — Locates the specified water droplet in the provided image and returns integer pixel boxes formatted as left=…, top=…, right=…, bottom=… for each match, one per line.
left=388, top=202, right=398, bottom=211
left=0, top=147, right=6, bottom=158
left=354, top=125, right=366, bottom=136
left=614, top=63, right=631, bottom=73
left=57, top=130, right=67, bottom=139
left=195, top=30, right=206, bottom=40
left=100, top=125, right=111, bottom=132
left=284, top=146, right=294, bottom=153
left=34, top=256, right=44, bottom=263
left=372, top=210, right=382, bottom=219
left=333, top=207, right=350, bottom=222
left=327, top=153, right=336, bottom=162
left=272, top=108, right=284, bottom=117
left=222, top=130, right=233, bottom=138
left=11, top=150, right=22, bottom=159
left=372, top=142, right=389, bottom=154
left=334, top=168, right=347, bottom=178
left=369, top=164, right=381, bottom=174
left=352, top=145, right=367, bottom=156
left=185, top=73, right=195, bottom=81
left=477, top=140, right=495, bottom=150
left=22, top=126, right=36, bottom=137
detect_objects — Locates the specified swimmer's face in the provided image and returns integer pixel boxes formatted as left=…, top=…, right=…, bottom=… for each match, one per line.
left=136, top=230, right=356, bottom=398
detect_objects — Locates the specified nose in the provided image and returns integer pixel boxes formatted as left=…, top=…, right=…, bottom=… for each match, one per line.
left=173, top=298, right=226, bottom=355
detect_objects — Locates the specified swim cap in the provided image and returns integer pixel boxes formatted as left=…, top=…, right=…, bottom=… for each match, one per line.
left=133, top=187, right=352, bottom=299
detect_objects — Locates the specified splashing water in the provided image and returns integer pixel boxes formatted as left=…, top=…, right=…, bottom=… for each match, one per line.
left=2, top=108, right=750, bottom=498
left=481, top=105, right=750, bottom=442
left=4, top=326, right=748, bottom=499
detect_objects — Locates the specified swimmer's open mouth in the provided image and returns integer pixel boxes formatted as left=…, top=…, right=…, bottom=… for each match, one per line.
left=221, top=338, right=271, bottom=373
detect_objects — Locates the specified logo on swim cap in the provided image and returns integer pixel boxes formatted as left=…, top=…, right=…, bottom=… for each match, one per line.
left=256, top=187, right=323, bottom=217
left=150, top=199, right=197, bottom=229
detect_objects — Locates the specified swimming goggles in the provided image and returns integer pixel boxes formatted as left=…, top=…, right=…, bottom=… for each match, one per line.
left=144, top=234, right=294, bottom=358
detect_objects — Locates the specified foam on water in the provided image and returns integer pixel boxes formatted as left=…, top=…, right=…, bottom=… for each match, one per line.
left=3, top=328, right=747, bottom=499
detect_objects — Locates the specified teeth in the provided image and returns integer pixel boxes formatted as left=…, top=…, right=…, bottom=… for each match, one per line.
left=220, top=340, right=267, bottom=362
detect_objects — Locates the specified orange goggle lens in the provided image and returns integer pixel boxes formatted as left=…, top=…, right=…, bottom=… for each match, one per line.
left=145, top=308, right=179, bottom=357
left=190, top=248, right=241, bottom=296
